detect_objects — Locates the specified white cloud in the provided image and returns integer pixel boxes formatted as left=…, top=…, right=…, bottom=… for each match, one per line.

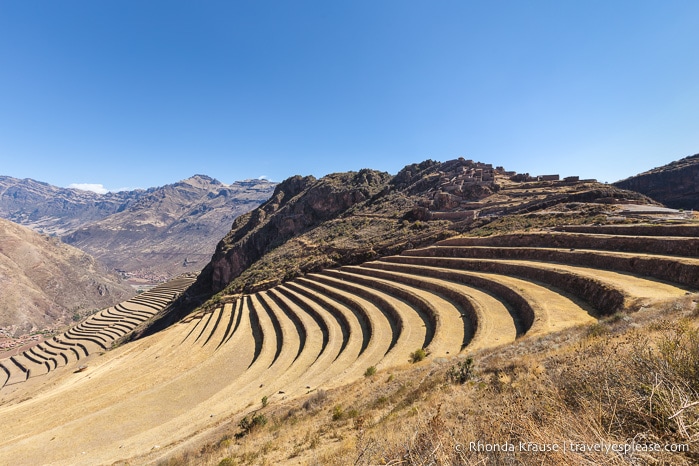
left=258, top=175, right=272, bottom=181
left=68, top=183, right=109, bottom=194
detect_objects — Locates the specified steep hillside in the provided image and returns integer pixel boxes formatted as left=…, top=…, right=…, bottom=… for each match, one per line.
left=192, top=158, right=658, bottom=300
left=0, top=218, right=133, bottom=337
left=198, top=169, right=395, bottom=293
left=63, top=176, right=276, bottom=279
left=0, top=175, right=276, bottom=280
left=614, top=153, right=699, bottom=209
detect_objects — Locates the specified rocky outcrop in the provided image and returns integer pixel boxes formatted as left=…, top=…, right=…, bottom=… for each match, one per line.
left=198, top=170, right=392, bottom=293
left=613, top=154, right=699, bottom=209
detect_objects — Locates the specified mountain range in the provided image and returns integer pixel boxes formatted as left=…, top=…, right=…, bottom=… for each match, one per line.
left=1, top=155, right=693, bottom=339
left=0, top=175, right=276, bottom=280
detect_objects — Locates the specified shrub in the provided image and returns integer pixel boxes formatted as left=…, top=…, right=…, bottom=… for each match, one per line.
left=261, top=395, right=268, bottom=407
left=585, top=322, right=609, bottom=338
left=303, top=389, right=327, bottom=411
left=446, top=357, right=474, bottom=384
left=655, top=324, right=699, bottom=392
left=217, top=458, right=235, bottom=466
left=332, top=405, right=344, bottom=421
left=372, top=395, right=388, bottom=408
left=236, top=413, right=267, bottom=438
left=364, top=366, right=377, bottom=377
left=410, top=348, right=426, bottom=363
left=217, top=434, right=232, bottom=448
left=604, top=312, right=626, bottom=323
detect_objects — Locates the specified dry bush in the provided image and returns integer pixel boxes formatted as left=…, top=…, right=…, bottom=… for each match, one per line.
left=302, top=389, right=328, bottom=411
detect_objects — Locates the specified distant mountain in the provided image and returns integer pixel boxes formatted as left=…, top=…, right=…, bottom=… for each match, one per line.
left=63, top=176, right=276, bottom=279
left=0, top=217, right=133, bottom=336
left=0, top=175, right=144, bottom=236
left=0, top=175, right=277, bottom=280
left=613, top=154, right=699, bottom=210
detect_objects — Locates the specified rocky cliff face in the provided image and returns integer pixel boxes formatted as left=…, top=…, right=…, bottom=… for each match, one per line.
left=199, top=170, right=392, bottom=292
left=613, top=154, right=699, bottom=209
left=0, top=218, right=133, bottom=336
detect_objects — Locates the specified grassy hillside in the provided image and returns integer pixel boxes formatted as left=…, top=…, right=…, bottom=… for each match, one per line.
left=159, top=295, right=699, bottom=466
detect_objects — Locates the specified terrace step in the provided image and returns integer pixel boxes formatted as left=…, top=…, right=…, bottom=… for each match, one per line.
left=404, top=245, right=699, bottom=289
left=295, top=276, right=392, bottom=369
left=437, top=232, right=699, bottom=257
left=348, top=264, right=506, bottom=350
left=13, top=353, right=49, bottom=377
left=308, top=272, right=425, bottom=367
left=245, top=295, right=273, bottom=369
left=365, top=260, right=595, bottom=339
left=217, top=301, right=243, bottom=349
left=284, top=281, right=370, bottom=378
left=329, top=267, right=465, bottom=358
left=1, top=359, right=28, bottom=386
left=553, top=224, right=699, bottom=237
left=254, top=291, right=321, bottom=388
left=383, top=254, right=688, bottom=314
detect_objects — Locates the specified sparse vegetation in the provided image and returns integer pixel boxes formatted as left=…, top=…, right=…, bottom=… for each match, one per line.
left=410, top=348, right=427, bottom=363
left=331, top=404, right=344, bottom=421
left=446, top=356, right=474, bottom=384
left=183, top=296, right=699, bottom=466
left=364, top=366, right=377, bottom=377
left=302, top=389, right=327, bottom=411
left=236, top=413, right=267, bottom=438
left=585, top=321, right=610, bottom=338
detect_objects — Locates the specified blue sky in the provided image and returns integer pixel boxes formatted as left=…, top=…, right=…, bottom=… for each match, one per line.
left=1, top=1, right=697, bottom=192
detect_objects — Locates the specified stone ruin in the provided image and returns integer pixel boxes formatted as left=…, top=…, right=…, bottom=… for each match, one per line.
left=414, top=158, right=498, bottom=221
left=509, top=173, right=588, bottom=183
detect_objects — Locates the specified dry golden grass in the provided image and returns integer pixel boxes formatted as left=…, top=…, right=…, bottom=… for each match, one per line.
left=160, top=295, right=699, bottom=466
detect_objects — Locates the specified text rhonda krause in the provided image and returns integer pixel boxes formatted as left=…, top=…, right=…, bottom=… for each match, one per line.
left=458, top=441, right=689, bottom=454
